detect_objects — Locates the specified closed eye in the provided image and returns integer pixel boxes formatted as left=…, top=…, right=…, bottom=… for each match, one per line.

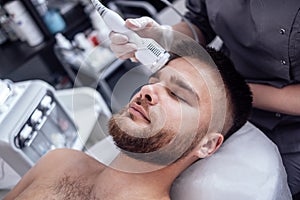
left=170, top=91, right=187, bottom=103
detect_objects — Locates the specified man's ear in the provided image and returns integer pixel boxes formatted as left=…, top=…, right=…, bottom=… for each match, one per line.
left=195, top=133, right=224, bottom=158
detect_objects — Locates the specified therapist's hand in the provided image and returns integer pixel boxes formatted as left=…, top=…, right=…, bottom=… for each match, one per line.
left=109, top=17, right=171, bottom=61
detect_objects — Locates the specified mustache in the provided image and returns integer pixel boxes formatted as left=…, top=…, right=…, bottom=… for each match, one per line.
left=130, top=91, right=150, bottom=116
left=135, top=96, right=149, bottom=109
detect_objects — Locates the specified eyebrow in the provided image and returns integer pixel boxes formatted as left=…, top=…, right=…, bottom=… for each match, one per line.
left=170, top=75, right=197, bottom=96
left=149, top=71, right=200, bottom=101
left=149, top=71, right=160, bottom=79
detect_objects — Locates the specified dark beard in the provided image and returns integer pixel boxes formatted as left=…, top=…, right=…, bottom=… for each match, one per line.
left=108, top=116, right=202, bottom=166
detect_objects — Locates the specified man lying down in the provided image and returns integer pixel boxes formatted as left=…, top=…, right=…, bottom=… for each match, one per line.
left=4, top=37, right=291, bottom=200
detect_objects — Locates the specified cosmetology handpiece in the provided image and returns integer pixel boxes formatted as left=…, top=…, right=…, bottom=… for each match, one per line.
left=91, top=0, right=170, bottom=73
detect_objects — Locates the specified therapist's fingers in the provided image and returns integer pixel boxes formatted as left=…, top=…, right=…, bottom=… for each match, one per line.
left=109, top=17, right=156, bottom=45
left=126, top=17, right=160, bottom=39
left=109, top=31, right=137, bottom=60
left=110, top=42, right=137, bottom=60
left=125, top=17, right=156, bottom=31
left=110, top=32, right=129, bottom=45
left=109, top=17, right=160, bottom=61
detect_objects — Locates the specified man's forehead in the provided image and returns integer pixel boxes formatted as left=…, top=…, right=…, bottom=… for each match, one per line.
left=156, top=57, right=207, bottom=81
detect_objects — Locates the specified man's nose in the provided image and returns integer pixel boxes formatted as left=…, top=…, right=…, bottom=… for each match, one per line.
left=139, top=84, right=159, bottom=105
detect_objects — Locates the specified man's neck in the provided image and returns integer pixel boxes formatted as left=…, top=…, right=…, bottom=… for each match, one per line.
left=93, top=153, right=195, bottom=200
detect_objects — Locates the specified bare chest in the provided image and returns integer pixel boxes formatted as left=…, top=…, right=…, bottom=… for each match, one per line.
left=15, top=175, right=100, bottom=200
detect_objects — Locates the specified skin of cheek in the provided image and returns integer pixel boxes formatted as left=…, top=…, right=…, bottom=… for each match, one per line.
left=156, top=96, right=183, bottom=131
left=159, top=95, right=201, bottom=139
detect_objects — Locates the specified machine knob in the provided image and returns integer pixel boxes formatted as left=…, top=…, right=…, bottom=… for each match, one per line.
left=18, top=124, right=33, bottom=147
left=40, top=95, right=52, bottom=111
left=30, top=109, right=43, bottom=125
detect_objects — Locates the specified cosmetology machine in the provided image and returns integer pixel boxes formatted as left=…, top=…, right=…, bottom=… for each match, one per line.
left=0, top=79, right=80, bottom=176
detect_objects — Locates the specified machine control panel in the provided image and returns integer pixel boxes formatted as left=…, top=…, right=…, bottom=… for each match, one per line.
left=0, top=80, right=79, bottom=175
left=14, top=92, right=78, bottom=161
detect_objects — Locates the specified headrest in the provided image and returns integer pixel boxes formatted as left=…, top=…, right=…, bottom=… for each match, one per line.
left=170, top=122, right=292, bottom=200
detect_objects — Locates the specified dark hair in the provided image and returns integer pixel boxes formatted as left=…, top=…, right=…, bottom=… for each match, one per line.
left=205, top=47, right=253, bottom=139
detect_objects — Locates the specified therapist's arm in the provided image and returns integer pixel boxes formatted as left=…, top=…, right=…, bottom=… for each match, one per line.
left=172, top=21, right=207, bottom=45
left=249, top=83, right=300, bottom=115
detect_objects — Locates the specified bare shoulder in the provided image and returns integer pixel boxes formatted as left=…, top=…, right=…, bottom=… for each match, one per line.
left=13, top=148, right=105, bottom=180
left=43, top=148, right=93, bottom=163
left=24, top=148, right=105, bottom=185
left=39, top=148, right=104, bottom=172
left=3, top=149, right=105, bottom=199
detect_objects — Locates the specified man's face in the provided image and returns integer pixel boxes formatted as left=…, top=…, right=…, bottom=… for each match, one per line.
left=109, top=57, right=213, bottom=165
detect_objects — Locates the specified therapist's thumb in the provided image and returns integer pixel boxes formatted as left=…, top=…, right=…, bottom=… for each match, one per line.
left=125, top=17, right=158, bottom=31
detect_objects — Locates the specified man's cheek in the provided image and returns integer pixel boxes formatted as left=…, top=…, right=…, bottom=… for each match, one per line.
left=162, top=105, right=184, bottom=131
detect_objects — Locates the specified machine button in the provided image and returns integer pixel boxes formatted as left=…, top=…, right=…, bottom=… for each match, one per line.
left=280, top=28, right=286, bottom=35
left=30, top=109, right=43, bottom=125
left=281, top=60, right=287, bottom=65
left=40, top=95, right=52, bottom=111
left=19, top=124, right=33, bottom=143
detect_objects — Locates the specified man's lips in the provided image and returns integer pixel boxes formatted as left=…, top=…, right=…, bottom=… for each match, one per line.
left=128, top=103, right=151, bottom=123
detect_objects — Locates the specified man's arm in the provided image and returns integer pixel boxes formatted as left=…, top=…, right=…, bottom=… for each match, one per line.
left=3, top=167, right=36, bottom=200
left=3, top=149, right=74, bottom=199
left=3, top=155, right=50, bottom=199
left=249, top=83, right=300, bottom=115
